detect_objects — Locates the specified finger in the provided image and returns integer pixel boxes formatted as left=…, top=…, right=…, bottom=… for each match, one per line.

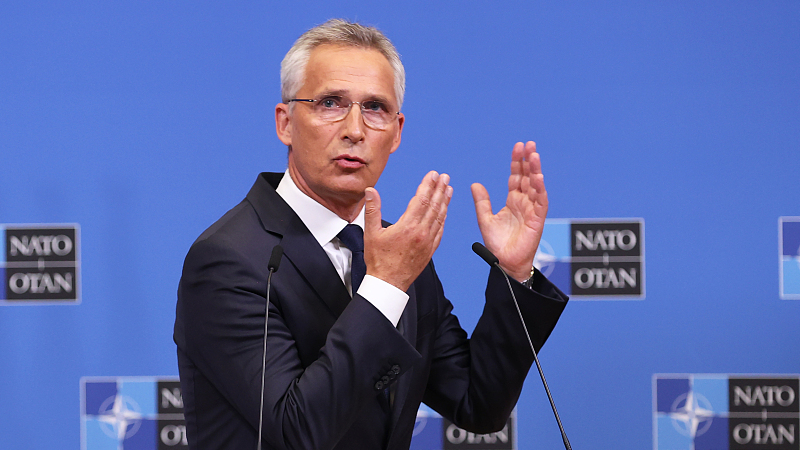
left=420, top=173, right=451, bottom=230
left=524, top=141, right=537, bottom=160
left=471, top=183, right=493, bottom=227
left=414, top=171, right=439, bottom=198
left=525, top=167, right=548, bottom=223
left=523, top=144, right=545, bottom=202
left=432, top=183, right=453, bottom=231
left=363, top=187, right=383, bottom=238
left=430, top=205, right=448, bottom=252
left=531, top=174, right=548, bottom=213
left=402, top=171, right=439, bottom=222
left=516, top=141, right=538, bottom=198
left=526, top=141, right=541, bottom=176
left=508, top=142, right=524, bottom=192
left=528, top=154, right=544, bottom=193
left=519, top=149, right=537, bottom=197
left=522, top=142, right=534, bottom=178
left=512, top=141, right=525, bottom=161
left=428, top=184, right=452, bottom=254
left=439, top=184, right=454, bottom=224
left=406, top=171, right=446, bottom=224
left=534, top=183, right=549, bottom=214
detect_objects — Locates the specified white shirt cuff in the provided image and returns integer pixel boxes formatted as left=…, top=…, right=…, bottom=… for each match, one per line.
left=356, top=275, right=409, bottom=327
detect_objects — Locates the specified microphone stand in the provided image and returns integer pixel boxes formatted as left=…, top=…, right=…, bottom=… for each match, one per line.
left=472, top=242, right=572, bottom=450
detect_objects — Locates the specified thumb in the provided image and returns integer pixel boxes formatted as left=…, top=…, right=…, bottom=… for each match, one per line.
left=470, top=183, right=493, bottom=226
left=364, top=187, right=383, bottom=236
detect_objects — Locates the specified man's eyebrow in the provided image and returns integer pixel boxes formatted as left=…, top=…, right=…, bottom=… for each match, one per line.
left=317, top=89, right=347, bottom=97
left=316, top=89, right=348, bottom=98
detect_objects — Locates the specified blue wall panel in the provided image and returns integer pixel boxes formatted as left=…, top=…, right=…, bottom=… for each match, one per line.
left=1, top=1, right=798, bottom=448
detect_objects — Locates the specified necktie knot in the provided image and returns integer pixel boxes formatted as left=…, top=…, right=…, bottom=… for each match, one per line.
left=337, top=224, right=364, bottom=253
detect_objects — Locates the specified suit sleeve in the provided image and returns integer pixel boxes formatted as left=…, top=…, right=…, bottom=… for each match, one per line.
left=176, top=237, right=420, bottom=450
left=421, top=264, right=568, bottom=433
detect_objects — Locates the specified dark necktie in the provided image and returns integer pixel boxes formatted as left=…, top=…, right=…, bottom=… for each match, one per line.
left=337, top=224, right=366, bottom=294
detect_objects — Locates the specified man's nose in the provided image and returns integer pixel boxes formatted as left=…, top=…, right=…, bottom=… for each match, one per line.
left=342, top=103, right=365, bottom=142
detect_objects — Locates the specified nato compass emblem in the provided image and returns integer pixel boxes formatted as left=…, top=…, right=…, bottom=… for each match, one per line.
left=780, top=217, right=800, bottom=299
left=668, top=390, right=715, bottom=440
left=96, top=394, right=145, bottom=445
left=81, top=377, right=187, bottom=450
left=654, top=375, right=729, bottom=450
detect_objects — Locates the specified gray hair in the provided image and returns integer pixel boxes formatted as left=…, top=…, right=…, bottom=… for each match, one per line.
left=281, top=19, right=405, bottom=110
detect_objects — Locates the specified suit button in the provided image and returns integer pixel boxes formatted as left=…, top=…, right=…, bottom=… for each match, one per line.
left=381, top=375, right=390, bottom=384
left=391, top=365, right=401, bottom=375
left=375, top=381, right=384, bottom=390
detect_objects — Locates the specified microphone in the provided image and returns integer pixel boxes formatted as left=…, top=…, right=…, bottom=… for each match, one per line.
left=257, top=245, right=283, bottom=450
left=268, top=245, right=283, bottom=272
left=471, top=242, right=499, bottom=266
left=472, top=242, right=572, bottom=450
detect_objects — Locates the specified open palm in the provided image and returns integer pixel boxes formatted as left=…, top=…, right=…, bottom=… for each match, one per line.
left=471, top=141, right=548, bottom=282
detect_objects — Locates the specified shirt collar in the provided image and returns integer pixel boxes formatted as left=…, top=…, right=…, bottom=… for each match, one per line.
left=276, top=170, right=365, bottom=246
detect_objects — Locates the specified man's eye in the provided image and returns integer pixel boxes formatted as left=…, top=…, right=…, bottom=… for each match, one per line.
left=318, top=97, right=341, bottom=108
left=362, top=101, right=387, bottom=113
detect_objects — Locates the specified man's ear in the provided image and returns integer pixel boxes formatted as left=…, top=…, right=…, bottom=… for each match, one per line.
left=275, top=103, right=292, bottom=146
left=389, top=112, right=405, bottom=154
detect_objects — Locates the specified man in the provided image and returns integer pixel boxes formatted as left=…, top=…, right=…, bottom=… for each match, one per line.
left=175, top=19, right=568, bottom=450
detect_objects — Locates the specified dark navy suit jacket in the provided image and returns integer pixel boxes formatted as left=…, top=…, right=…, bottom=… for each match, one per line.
left=174, top=172, right=568, bottom=449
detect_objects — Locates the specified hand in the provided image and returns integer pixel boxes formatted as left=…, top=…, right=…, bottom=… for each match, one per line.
left=363, top=171, right=453, bottom=292
left=471, top=141, right=548, bottom=282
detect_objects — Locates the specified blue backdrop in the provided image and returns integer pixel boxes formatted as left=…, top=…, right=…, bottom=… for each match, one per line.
left=1, top=1, right=798, bottom=448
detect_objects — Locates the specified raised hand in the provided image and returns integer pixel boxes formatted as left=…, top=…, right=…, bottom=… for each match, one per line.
left=363, top=171, right=453, bottom=292
left=471, top=141, right=548, bottom=282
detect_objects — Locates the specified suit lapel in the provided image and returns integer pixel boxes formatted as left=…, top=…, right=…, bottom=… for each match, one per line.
left=281, top=219, right=352, bottom=316
left=246, top=172, right=351, bottom=317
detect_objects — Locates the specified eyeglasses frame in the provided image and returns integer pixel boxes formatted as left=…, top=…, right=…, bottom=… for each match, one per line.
left=287, top=97, right=400, bottom=130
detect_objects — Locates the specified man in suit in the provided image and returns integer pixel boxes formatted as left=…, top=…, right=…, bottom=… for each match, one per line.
left=174, top=19, right=568, bottom=449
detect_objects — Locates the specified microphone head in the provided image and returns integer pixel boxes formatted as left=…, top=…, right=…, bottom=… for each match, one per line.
left=472, top=242, right=499, bottom=266
left=268, top=245, right=283, bottom=272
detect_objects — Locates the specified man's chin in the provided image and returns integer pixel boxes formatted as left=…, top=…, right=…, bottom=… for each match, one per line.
left=321, top=179, right=369, bottom=201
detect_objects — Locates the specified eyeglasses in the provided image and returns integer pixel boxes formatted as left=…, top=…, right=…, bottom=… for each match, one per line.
left=288, top=96, right=400, bottom=130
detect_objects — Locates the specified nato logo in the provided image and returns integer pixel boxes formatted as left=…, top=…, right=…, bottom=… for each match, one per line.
left=1, top=224, right=80, bottom=304
left=780, top=217, right=800, bottom=299
left=81, top=377, right=187, bottom=450
left=410, top=405, right=516, bottom=449
left=654, top=374, right=799, bottom=449
left=534, top=219, right=644, bottom=298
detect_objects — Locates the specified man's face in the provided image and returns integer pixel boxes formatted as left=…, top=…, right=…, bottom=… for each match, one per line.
left=276, top=44, right=404, bottom=215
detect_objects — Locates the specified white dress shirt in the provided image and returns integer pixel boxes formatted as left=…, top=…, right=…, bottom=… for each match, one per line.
left=276, top=170, right=409, bottom=326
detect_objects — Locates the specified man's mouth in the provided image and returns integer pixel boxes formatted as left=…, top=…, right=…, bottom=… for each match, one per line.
left=334, top=154, right=366, bottom=169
